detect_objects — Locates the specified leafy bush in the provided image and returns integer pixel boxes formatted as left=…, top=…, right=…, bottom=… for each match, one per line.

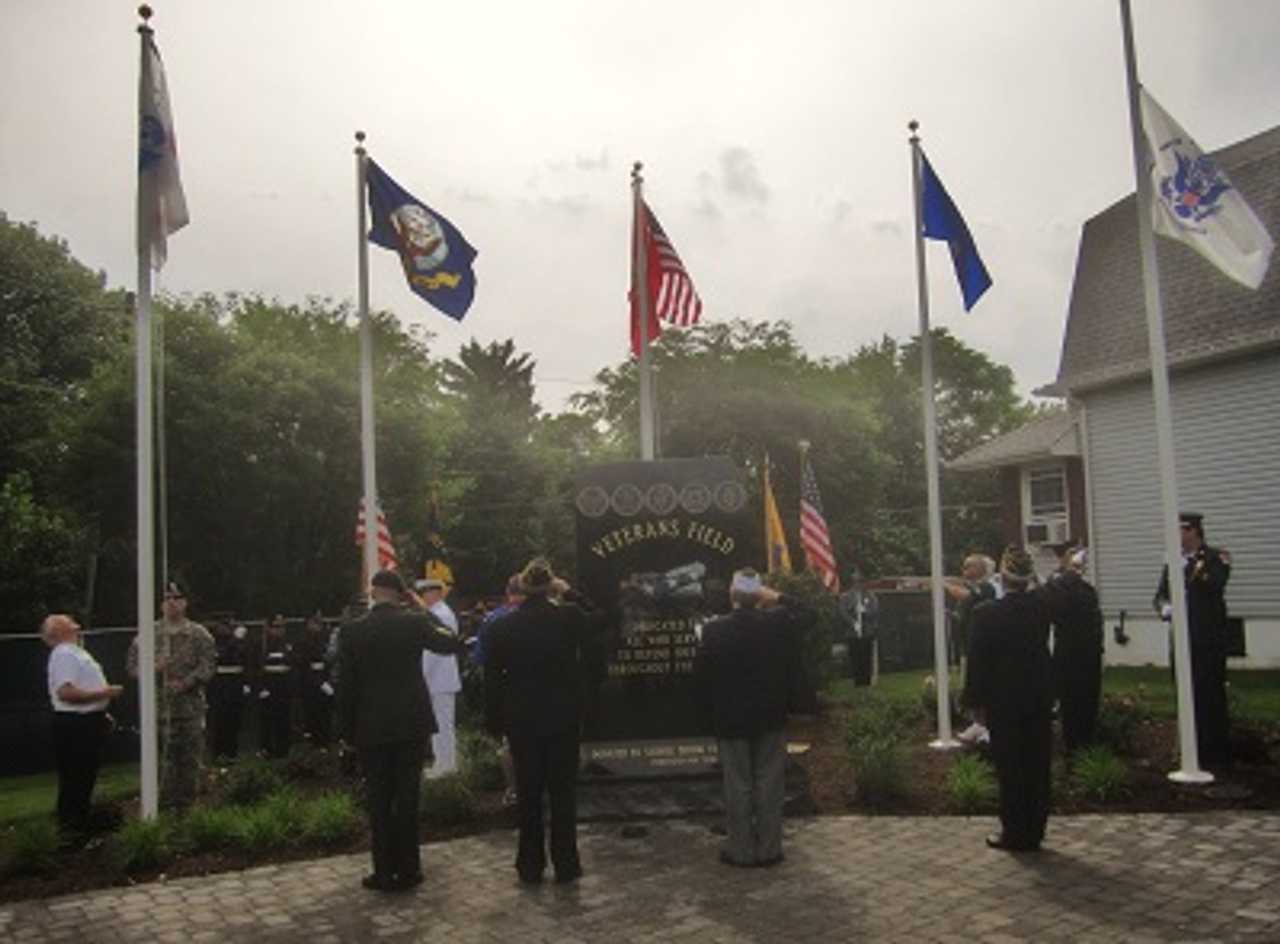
left=1095, top=692, right=1152, bottom=756
left=420, top=774, right=477, bottom=827
left=459, top=730, right=506, bottom=792
left=1071, top=745, right=1130, bottom=802
left=3, top=818, right=61, bottom=876
left=767, top=571, right=842, bottom=697
left=846, top=690, right=916, bottom=746
left=180, top=805, right=246, bottom=852
left=301, top=791, right=361, bottom=845
left=848, top=736, right=908, bottom=806
left=221, top=758, right=285, bottom=805
left=283, top=743, right=339, bottom=782
left=110, top=816, right=175, bottom=873
left=946, top=754, right=997, bottom=812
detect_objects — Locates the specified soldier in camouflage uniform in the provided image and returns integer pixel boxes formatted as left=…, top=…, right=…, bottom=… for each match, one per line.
left=128, top=581, right=216, bottom=811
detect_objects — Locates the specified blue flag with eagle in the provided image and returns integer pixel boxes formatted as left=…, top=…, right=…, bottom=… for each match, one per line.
left=366, top=160, right=478, bottom=320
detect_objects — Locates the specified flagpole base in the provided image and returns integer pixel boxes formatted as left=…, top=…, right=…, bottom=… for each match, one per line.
left=1168, top=769, right=1214, bottom=785
left=929, top=738, right=963, bottom=751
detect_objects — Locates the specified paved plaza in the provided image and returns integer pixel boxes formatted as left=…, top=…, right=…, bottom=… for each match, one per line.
left=3, top=812, right=1279, bottom=943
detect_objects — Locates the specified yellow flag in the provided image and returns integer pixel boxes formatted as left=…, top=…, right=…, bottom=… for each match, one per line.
left=764, top=456, right=792, bottom=575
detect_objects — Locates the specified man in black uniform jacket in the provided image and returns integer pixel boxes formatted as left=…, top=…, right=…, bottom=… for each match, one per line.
left=337, top=569, right=463, bottom=892
left=1153, top=511, right=1233, bottom=770
left=965, top=545, right=1053, bottom=852
left=1041, top=547, right=1104, bottom=756
left=485, top=558, right=591, bottom=885
left=208, top=619, right=249, bottom=759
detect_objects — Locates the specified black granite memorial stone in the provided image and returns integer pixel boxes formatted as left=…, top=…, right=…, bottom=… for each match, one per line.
left=575, top=457, right=751, bottom=776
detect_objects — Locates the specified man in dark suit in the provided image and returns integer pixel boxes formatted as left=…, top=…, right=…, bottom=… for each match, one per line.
left=694, top=569, right=813, bottom=868
left=1042, top=546, right=1104, bottom=757
left=1153, top=511, right=1233, bottom=769
left=484, top=558, right=592, bottom=885
left=337, top=569, right=463, bottom=892
left=964, top=546, right=1053, bottom=852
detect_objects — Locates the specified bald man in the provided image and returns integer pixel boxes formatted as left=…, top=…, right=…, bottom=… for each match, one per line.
left=41, top=614, right=124, bottom=837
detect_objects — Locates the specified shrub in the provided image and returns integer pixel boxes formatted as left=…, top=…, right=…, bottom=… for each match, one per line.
left=459, top=730, right=506, bottom=793
left=222, top=758, right=285, bottom=805
left=110, top=816, right=174, bottom=873
left=848, top=736, right=908, bottom=806
left=301, top=792, right=361, bottom=845
left=3, top=818, right=61, bottom=876
left=947, top=754, right=997, bottom=812
left=420, top=774, right=477, bottom=828
left=1071, top=745, right=1130, bottom=802
left=283, top=743, right=339, bottom=782
left=180, top=805, right=246, bottom=852
left=1095, top=692, right=1152, bottom=756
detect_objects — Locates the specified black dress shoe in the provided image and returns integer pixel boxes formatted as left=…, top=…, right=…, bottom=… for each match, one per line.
left=554, top=865, right=583, bottom=884
left=518, top=871, right=544, bottom=886
left=986, top=834, right=1039, bottom=852
left=362, top=874, right=395, bottom=891
left=756, top=853, right=785, bottom=868
left=392, top=872, right=424, bottom=890
left=718, top=851, right=754, bottom=868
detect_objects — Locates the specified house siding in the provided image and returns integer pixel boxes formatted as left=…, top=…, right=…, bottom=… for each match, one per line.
left=1082, top=350, right=1280, bottom=622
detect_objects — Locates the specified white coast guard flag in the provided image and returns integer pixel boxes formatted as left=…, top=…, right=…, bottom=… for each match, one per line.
left=1140, top=88, right=1273, bottom=290
left=138, top=30, right=189, bottom=270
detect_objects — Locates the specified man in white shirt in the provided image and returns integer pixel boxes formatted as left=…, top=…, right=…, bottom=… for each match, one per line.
left=417, top=578, right=461, bottom=778
left=41, top=614, right=124, bottom=837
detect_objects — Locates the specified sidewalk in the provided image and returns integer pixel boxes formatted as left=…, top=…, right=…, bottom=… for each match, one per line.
left=3, top=812, right=1278, bottom=942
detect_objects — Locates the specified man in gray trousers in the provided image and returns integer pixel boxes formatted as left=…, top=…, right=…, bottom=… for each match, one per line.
left=695, top=569, right=814, bottom=867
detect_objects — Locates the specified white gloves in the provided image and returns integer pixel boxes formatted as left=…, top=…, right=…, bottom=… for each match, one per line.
left=233, top=625, right=248, bottom=640
left=259, top=690, right=270, bottom=700
left=320, top=681, right=335, bottom=697
left=1160, top=603, right=1173, bottom=620
left=242, top=685, right=251, bottom=696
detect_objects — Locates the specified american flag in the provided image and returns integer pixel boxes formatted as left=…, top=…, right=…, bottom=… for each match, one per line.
left=631, top=200, right=702, bottom=356
left=799, top=455, right=839, bottom=593
left=355, top=498, right=399, bottom=571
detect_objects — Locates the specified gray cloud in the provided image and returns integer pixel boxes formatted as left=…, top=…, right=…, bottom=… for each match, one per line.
left=871, top=219, right=903, bottom=238
left=720, top=147, right=770, bottom=203
left=575, top=149, right=610, bottom=172
left=692, top=197, right=723, bottom=222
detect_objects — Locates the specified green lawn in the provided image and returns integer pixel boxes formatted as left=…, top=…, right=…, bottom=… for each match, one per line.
left=0, top=763, right=139, bottom=828
left=827, top=666, right=1280, bottom=722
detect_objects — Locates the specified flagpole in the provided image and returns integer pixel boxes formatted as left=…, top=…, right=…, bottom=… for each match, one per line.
left=763, top=453, right=773, bottom=573
left=909, top=120, right=959, bottom=751
left=135, top=4, right=159, bottom=819
left=356, top=131, right=380, bottom=590
left=632, top=161, right=655, bottom=461
left=1118, top=0, right=1209, bottom=784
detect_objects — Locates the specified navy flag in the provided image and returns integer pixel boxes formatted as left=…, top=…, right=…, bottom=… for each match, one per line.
left=366, top=160, right=477, bottom=320
left=921, top=153, right=991, bottom=311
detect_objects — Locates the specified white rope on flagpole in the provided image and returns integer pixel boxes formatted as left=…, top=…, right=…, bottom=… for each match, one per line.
left=356, top=132, right=380, bottom=594
left=909, top=120, right=960, bottom=751
left=1118, top=0, right=1210, bottom=784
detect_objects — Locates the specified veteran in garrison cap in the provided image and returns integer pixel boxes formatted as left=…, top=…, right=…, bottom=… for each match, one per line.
left=127, top=580, right=216, bottom=811
left=1153, top=511, right=1234, bottom=769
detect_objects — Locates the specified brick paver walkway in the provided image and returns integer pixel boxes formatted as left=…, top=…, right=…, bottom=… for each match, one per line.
left=3, top=812, right=1278, bottom=942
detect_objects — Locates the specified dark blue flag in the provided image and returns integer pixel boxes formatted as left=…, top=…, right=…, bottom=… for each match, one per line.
left=366, top=159, right=477, bottom=320
left=921, top=153, right=991, bottom=311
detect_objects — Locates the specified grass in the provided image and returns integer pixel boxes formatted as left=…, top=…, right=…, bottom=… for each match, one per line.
left=2, top=818, right=61, bottom=876
left=0, top=763, right=138, bottom=828
left=109, top=816, right=175, bottom=873
left=826, top=666, right=1280, bottom=723
left=947, top=754, right=998, bottom=813
left=1070, top=746, right=1130, bottom=802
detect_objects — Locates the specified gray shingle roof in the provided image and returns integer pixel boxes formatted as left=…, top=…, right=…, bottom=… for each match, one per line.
left=1051, top=124, right=1280, bottom=394
left=948, top=409, right=1076, bottom=471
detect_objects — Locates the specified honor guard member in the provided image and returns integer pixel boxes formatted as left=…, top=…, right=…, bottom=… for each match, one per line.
left=208, top=618, right=251, bottom=759
left=299, top=612, right=336, bottom=746
left=127, top=581, right=216, bottom=810
left=258, top=614, right=295, bottom=758
left=1153, top=511, right=1233, bottom=770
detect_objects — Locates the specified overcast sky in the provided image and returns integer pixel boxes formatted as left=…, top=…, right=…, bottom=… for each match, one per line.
left=2, top=1, right=1277, bottom=411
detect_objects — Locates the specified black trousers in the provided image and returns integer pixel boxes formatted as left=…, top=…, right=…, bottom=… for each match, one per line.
left=303, top=686, right=333, bottom=746
left=847, top=636, right=875, bottom=686
left=1055, top=650, right=1102, bottom=755
left=508, top=730, right=581, bottom=879
left=988, top=709, right=1052, bottom=848
left=362, top=740, right=426, bottom=881
left=208, top=680, right=245, bottom=759
left=53, top=711, right=108, bottom=833
left=1190, top=644, right=1231, bottom=769
left=259, top=686, right=292, bottom=758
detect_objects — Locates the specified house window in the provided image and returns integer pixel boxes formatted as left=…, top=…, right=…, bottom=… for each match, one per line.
left=1027, top=466, right=1066, bottom=518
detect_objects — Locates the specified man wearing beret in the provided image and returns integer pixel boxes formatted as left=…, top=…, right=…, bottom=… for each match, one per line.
left=127, top=581, right=216, bottom=811
left=964, top=546, right=1054, bottom=852
left=1153, top=512, right=1233, bottom=770
left=337, top=569, right=464, bottom=892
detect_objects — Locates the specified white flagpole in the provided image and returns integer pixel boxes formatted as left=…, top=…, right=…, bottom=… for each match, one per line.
left=632, top=161, right=655, bottom=461
left=355, top=131, right=380, bottom=590
left=135, top=6, right=159, bottom=819
left=909, top=120, right=959, bottom=750
left=1118, top=0, right=1210, bottom=784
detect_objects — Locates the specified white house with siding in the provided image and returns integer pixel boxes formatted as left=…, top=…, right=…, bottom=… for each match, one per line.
left=957, top=123, right=1279, bottom=669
